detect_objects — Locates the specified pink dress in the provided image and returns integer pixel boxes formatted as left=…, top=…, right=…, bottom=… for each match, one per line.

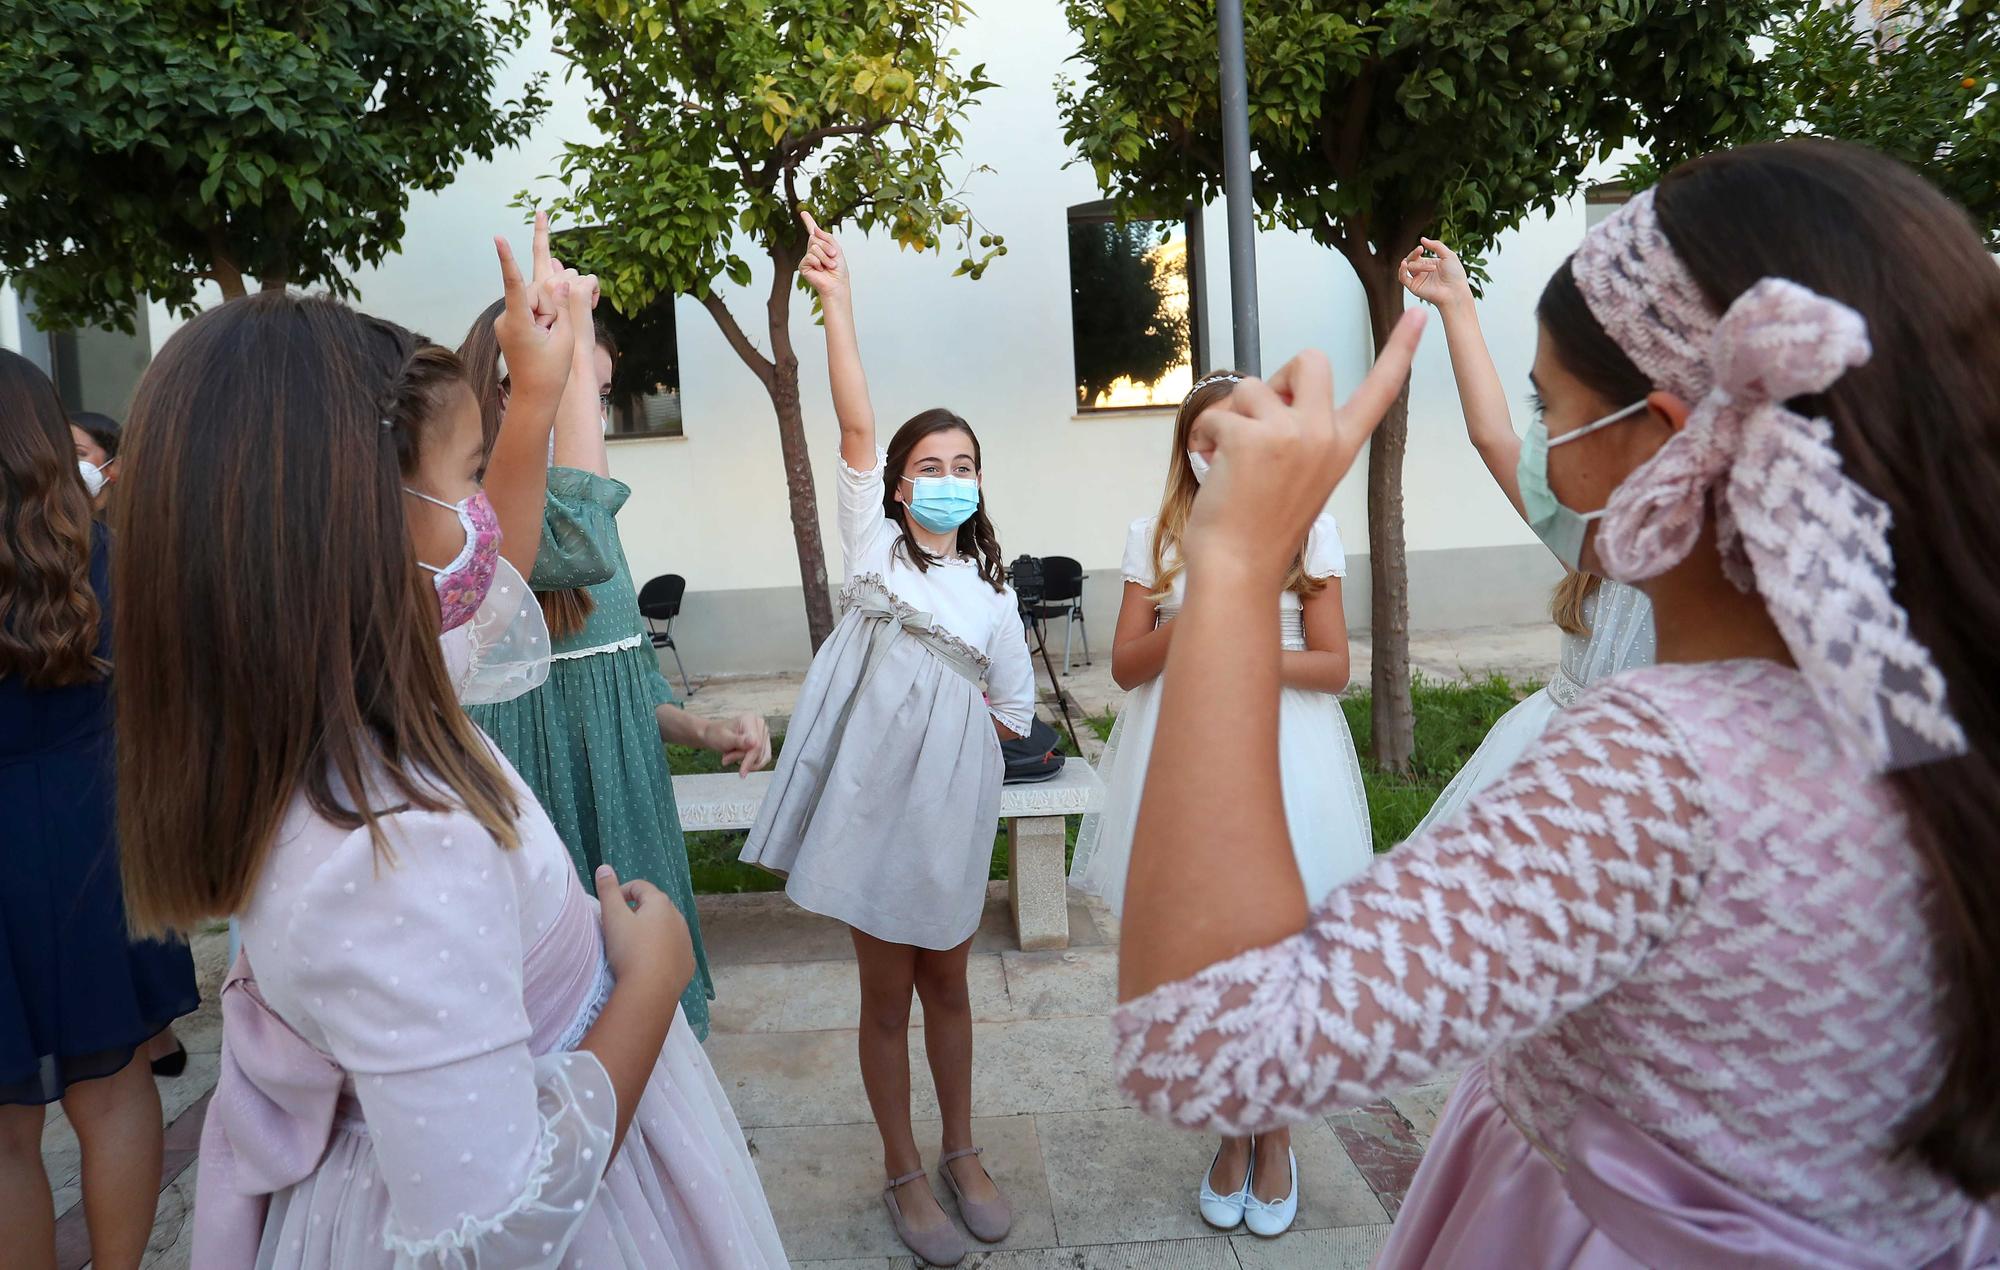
left=1113, top=660, right=1998, bottom=1268
left=192, top=748, right=787, bottom=1268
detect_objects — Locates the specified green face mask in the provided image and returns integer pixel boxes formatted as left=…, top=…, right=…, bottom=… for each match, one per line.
left=1516, top=399, right=1648, bottom=571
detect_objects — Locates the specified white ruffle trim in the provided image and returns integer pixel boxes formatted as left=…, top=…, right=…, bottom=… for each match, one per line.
left=840, top=572, right=993, bottom=674
left=381, top=1052, right=616, bottom=1269
left=549, top=632, right=646, bottom=663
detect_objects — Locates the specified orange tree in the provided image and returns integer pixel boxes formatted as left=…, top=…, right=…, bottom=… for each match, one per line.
left=0, top=0, right=545, bottom=330
left=1059, top=1, right=1784, bottom=770
left=536, top=0, right=1003, bottom=650
left=1753, top=0, right=1999, bottom=243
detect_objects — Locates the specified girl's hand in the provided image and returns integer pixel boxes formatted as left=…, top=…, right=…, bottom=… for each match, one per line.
left=1399, top=237, right=1473, bottom=314
left=594, top=864, right=694, bottom=996
left=706, top=713, right=773, bottom=777
left=797, top=210, right=849, bottom=302
left=493, top=216, right=576, bottom=404
left=1184, top=314, right=1427, bottom=581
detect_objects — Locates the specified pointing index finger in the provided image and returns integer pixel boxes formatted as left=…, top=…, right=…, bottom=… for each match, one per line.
left=1336, top=309, right=1427, bottom=442
left=496, top=237, right=528, bottom=314
left=531, top=210, right=553, bottom=282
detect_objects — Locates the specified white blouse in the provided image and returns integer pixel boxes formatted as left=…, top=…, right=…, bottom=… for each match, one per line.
left=838, top=450, right=1035, bottom=735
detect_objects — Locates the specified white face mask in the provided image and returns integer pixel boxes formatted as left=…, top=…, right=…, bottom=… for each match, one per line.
left=78, top=459, right=106, bottom=497
left=1187, top=451, right=1211, bottom=486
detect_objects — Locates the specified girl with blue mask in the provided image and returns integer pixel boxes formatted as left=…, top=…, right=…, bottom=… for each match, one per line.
left=1396, top=237, right=1657, bottom=838
left=741, top=213, right=1034, bottom=1266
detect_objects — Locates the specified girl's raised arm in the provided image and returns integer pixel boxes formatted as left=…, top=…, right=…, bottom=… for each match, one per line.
left=1400, top=238, right=1525, bottom=518
left=484, top=213, right=582, bottom=575
left=799, top=212, right=877, bottom=470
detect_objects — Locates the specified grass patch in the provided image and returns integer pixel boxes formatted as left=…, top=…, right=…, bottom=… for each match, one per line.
left=1345, top=674, right=1535, bottom=851
left=672, top=675, right=1534, bottom=893
left=668, top=743, right=788, bottom=895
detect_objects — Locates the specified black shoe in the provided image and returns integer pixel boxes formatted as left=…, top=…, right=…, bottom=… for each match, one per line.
left=150, top=1042, right=188, bottom=1078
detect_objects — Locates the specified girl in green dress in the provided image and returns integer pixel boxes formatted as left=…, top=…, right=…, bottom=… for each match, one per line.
left=460, top=304, right=770, bottom=1041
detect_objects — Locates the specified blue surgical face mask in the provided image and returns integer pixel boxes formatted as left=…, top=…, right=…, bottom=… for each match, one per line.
left=901, top=473, right=980, bottom=534
left=1516, top=399, right=1649, bottom=570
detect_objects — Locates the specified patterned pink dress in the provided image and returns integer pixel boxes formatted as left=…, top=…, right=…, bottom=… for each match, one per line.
left=1113, top=660, right=1998, bottom=1267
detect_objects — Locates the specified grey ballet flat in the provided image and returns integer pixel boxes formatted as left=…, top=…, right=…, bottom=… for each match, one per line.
left=884, top=1168, right=966, bottom=1266
left=938, top=1146, right=1013, bottom=1244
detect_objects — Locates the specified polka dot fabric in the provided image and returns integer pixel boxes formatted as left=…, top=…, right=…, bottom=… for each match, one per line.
left=467, top=468, right=713, bottom=1040
left=217, top=749, right=786, bottom=1267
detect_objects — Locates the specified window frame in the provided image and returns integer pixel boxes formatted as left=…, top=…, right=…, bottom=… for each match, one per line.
left=1065, top=200, right=1205, bottom=415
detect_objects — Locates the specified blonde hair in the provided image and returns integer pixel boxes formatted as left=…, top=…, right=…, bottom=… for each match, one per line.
left=1149, top=371, right=1329, bottom=603
left=1549, top=570, right=1600, bottom=638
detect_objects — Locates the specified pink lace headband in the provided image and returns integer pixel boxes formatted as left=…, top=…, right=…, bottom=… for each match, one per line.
left=1571, top=188, right=1966, bottom=773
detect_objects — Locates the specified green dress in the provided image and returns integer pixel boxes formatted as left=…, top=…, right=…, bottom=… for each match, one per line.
left=466, top=467, right=713, bottom=1039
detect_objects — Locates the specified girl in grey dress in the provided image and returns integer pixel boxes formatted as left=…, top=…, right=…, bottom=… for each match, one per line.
left=741, top=215, right=1033, bottom=1265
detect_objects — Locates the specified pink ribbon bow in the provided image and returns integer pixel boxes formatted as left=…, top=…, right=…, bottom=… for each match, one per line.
left=192, top=953, right=344, bottom=1267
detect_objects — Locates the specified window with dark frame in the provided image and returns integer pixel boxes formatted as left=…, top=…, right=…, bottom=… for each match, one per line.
left=1066, top=201, right=1200, bottom=411
left=594, top=292, right=685, bottom=439
left=553, top=226, right=685, bottom=439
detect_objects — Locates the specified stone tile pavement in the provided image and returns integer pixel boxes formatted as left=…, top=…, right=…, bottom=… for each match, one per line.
left=705, top=891, right=1457, bottom=1269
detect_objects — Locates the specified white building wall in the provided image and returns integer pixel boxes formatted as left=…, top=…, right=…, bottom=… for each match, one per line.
left=13, top=2, right=1591, bottom=672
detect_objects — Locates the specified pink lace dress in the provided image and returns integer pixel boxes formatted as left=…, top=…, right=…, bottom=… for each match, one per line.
left=193, top=748, right=787, bottom=1268
left=1113, top=660, right=1998, bottom=1268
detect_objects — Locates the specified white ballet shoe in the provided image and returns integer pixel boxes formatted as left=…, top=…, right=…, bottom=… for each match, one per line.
left=1197, top=1142, right=1252, bottom=1230
left=1242, top=1147, right=1299, bottom=1238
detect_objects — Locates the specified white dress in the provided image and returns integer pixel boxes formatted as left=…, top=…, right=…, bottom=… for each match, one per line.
left=739, top=450, right=1036, bottom=948
left=1069, top=514, right=1373, bottom=913
left=1410, top=578, right=1655, bottom=837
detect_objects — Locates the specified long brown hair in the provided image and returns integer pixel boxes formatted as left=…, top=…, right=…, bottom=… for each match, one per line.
left=115, top=293, right=522, bottom=938
left=0, top=350, right=106, bottom=688
left=1539, top=139, right=2000, bottom=1196
left=457, top=296, right=596, bottom=639
left=1151, top=371, right=1329, bottom=603
left=881, top=408, right=1006, bottom=592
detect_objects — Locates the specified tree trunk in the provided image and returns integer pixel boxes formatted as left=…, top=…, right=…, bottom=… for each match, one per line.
left=764, top=364, right=836, bottom=649
left=1358, top=252, right=1415, bottom=774
left=763, top=256, right=836, bottom=651
left=207, top=227, right=247, bottom=300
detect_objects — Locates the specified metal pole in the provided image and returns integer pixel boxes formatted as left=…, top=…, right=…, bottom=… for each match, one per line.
left=1217, top=0, right=1260, bottom=375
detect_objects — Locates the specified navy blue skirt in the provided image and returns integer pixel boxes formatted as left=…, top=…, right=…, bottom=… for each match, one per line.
left=0, top=532, right=199, bottom=1105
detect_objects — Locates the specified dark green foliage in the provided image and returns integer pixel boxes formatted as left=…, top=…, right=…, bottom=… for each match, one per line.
left=0, top=0, right=547, bottom=329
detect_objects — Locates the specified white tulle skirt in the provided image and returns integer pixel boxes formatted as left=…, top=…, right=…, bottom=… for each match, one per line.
left=1408, top=686, right=1560, bottom=839
left=1070, top=676, right=1374, bottom=914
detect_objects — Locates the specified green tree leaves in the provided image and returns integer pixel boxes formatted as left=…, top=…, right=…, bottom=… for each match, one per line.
left=0, top=0, right=548, bottom=330
left=534, top=0, right=1001, bottom=316
left=1057, top=0, right=1787, bottom=280
left=1751, top=1, right=1999, bottom=245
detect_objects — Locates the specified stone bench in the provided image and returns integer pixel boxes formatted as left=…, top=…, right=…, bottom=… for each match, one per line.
left=672, top=758, right=1106, bottom=951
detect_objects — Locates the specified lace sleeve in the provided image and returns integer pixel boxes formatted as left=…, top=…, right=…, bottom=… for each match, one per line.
left=1111, top=682, right=1712, bottom=1136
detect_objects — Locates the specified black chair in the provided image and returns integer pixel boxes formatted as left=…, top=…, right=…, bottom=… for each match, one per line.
left=636, top=573, right=694, bottom=697
left=1023, top=555, right=1090, bottom=675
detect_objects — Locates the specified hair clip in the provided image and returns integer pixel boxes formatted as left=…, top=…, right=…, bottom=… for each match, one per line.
left=1188, top=371, right=1245, bottom=396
